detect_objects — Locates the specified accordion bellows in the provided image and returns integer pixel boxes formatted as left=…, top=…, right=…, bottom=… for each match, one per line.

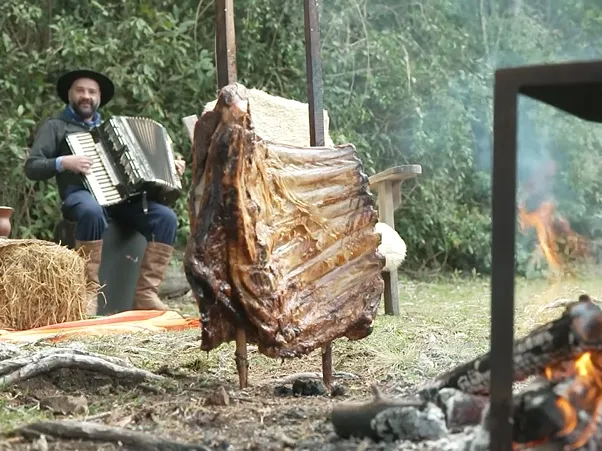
left=183, top=83, right=385, bottom=359
left=65, top=116, right=182, bottom=206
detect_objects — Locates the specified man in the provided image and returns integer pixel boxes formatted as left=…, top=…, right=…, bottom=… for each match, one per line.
left=24, top=69, right=186, bottom=314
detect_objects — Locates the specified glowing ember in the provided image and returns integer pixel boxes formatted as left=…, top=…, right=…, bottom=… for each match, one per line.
left=418, top=295, right=602, bottom=450
left=513, top=341, right=602, bottom=448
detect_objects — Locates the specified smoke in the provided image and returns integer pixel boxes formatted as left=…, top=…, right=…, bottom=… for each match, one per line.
left=439, top=2, right=602, bottom=213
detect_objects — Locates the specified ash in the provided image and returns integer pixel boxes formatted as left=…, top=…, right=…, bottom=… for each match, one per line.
left=328, top=385, right=565, bottom=450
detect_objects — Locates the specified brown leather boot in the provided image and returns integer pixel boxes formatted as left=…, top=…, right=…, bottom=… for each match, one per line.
left=75, top=239, right=103, bottom=316
left=132, top=242, right=173, bottom=310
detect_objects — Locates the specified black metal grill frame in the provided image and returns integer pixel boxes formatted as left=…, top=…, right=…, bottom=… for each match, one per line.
left=490, top=60, right=602, bottom=450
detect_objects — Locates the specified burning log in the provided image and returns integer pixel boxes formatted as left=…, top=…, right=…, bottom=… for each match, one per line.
left=511, top=372, right=602, bottom=450
left=419, top=294, right=602, bottom=397
left=330, top=294, right=602, bottom=449
left=183, top=83, right=384, bottom=388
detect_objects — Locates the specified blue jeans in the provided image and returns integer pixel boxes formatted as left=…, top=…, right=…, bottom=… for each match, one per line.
left=61, top=189, right=178, bottom=245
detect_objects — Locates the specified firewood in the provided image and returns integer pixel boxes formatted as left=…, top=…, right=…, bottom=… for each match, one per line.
left=329, top=385, right=424, bottom=440
left=268, top=370, right=359, bottom=385
left=420, top=297, right=602, bottom=397
left=511, top=374, right=602, bottom=449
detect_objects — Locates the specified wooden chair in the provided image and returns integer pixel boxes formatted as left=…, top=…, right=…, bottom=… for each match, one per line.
left=369, top=165, right=422, bottom=315
left=182, top=114, right=421, bottom=316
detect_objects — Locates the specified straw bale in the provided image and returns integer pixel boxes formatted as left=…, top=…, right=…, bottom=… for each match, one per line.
left=202, top=87, right=335, bottom=148
left=0, top=238, right=89, bottom=331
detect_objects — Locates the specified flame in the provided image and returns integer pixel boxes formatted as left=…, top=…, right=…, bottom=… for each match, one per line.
left=518, top=200, right=589, bottom=274
left=518, top=201, right=562, bottom=272
left=538, top=352, right=602, bottom=449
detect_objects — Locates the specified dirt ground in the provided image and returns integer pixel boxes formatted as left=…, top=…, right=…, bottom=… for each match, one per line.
left=0, top=333, right=415, bottom=451
left=0, top=283, right=421, bottom=451
left=0, top=271, right=598, bottom=451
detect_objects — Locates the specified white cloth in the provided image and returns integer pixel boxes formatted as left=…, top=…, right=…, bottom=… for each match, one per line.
left=375, top=222, right=407, bottom=272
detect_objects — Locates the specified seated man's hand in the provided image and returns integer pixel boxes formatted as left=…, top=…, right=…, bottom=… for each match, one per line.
left=61, top=155, right=93, bottom=175
left=175, top=156, right=186, bottom=176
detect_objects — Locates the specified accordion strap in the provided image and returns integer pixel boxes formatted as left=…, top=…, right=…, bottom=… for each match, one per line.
left=142, top=191, right=148, bottom=214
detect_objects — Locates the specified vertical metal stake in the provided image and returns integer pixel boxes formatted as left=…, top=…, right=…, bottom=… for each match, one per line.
left=215, top=0, right=246, bottom=389
left=489, top=72, right=518, bottom=451
left=215, top=0, right=237, bottom=89
left=303, top=0, right=331, bottom=389
left=303, top=0, right=325, bottom=147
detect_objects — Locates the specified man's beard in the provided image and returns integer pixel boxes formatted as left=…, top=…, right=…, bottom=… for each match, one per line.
left=71, top=100, right=99, bottom=120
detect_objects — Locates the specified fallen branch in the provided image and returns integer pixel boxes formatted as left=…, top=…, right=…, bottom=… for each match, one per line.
left=537, top=294, right=601, bottom=313
left=0, top=347, right=163, bottom=389
left=0, top=347, right=138, bottom=374
left=0, top=343, right=23, bottom=361
left=7, top=420, right=211, bottom=451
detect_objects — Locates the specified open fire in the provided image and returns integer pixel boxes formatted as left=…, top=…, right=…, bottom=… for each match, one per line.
left=517, top=163, right=590, bottom=274
left=328, top=168, right=599, bottom=449
left=518, top=200, right=590, bottom=274
left=330, top=294, right=602, bottom=450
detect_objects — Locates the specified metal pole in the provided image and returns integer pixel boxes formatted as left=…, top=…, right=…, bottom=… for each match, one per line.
left=303, top=0, right=331, bottom=389
left=215, top=0, right=237, bottom=89
left=303, top=0, right=325, bottom=147
left=489, top=71, right=518, bottom=451
left=215, top=0, right=247, bottom=389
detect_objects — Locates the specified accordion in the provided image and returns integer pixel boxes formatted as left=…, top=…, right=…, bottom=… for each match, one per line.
left=65, top=116, right=182, bottom=207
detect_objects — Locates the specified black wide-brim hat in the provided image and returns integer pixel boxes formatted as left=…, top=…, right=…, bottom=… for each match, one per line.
left=56, top=69, right=115, bottom=107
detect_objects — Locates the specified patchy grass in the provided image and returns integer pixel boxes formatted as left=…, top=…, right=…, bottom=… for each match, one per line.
left=0, top=269, right=601, bottom=450
left=0, top=399, right=53, bottom=431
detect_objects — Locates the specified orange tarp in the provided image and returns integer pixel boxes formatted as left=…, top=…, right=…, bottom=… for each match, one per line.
left=0, top=310, right=200, bottom=343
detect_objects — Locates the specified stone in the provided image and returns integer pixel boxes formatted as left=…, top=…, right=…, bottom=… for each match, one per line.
left=331, top=384, right=348, bottom=397
left=204, top=386, right=230, bottom=406
left=274, top=385, right=293, bottom=397
left=437, top=388, right=489, bottom=431
left=292, top=378, right=327, bottom=397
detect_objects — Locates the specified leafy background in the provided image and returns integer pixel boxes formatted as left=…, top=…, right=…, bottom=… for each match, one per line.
left=2, top=0, right=602, bottom=275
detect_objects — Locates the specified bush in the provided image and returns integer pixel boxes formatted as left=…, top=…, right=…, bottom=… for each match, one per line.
left=2, top=0, right=602, bottom=275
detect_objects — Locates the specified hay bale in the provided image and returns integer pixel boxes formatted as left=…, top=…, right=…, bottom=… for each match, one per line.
left=0, top=238, right=89, bottom=330
left=202, top=87, right=335, bottom=148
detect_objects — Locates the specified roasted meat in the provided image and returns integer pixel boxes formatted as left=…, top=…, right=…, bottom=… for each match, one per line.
left=183, top=83, right=385, bottom=358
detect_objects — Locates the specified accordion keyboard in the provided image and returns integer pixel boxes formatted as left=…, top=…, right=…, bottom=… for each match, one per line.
left=65, top=132, right=122, bottom=206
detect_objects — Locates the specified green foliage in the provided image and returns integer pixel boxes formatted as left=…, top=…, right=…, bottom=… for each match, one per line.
left=2, top=0, right=602, bottom=275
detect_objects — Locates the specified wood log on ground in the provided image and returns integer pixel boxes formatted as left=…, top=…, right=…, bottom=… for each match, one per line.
left=7, top=420, right=210, bottom=451
left=183, top=82, right=384, bottom=359
left=329, top=386, right=424, bottom=440
left=267, top=370, right=359, bottom=385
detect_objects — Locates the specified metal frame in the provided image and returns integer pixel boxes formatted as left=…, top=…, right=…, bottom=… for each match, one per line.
left=213, top=0, right=333, bottom=389
left=490, top=60, right=602, bottom=450
left=215, top=0, right=237, bottom=88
